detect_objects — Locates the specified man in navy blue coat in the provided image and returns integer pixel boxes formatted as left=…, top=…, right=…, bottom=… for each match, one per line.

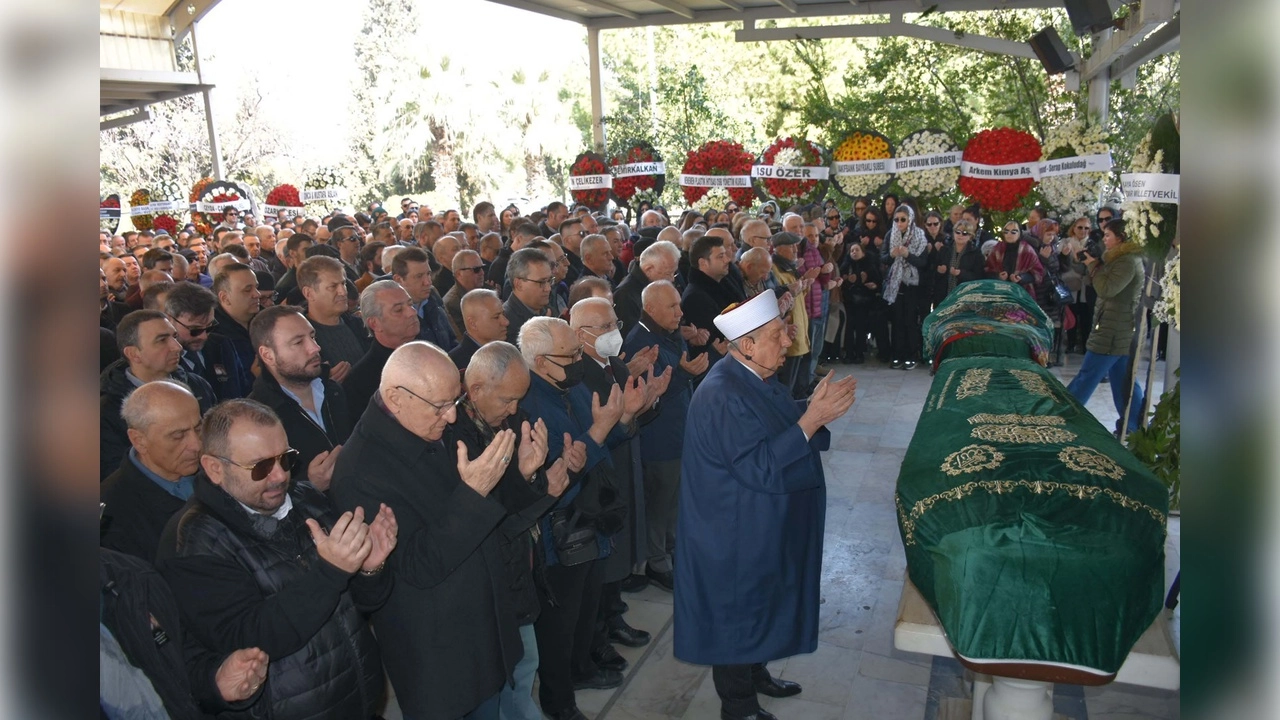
left=673, top=291, right=857, bottom=720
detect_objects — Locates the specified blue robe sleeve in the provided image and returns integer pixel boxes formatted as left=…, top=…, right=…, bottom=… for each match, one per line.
left=720, top=394, right=824, bottom=495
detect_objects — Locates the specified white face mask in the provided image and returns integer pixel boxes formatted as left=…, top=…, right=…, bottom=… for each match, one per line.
left=593, top=328, right=624, bottom=358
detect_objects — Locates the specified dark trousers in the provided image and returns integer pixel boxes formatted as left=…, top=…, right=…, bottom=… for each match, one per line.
left=889, top=288, right=921, bottom=362
left=593, top=580, right=624, bottom=651
left=843, top=298, right=888, bottom=360
left=642, top=459, right=681, bottom=573
left=712, top=663, right=773, bottom=717
left=534, top=558, right=604, bottom=714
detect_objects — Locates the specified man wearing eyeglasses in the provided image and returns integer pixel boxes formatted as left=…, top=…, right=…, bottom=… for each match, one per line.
left=559, top=217, right=587, bottom=286
left=165, top=283, right=253, bottom=401
left=504, top=248, right=556, bottom=345
left=331, top=342, right=539, bottom=720
left=517, top=317, right=647, bottom=719
left=247, top=306, right=349, bottom=493
left=158, top=398, right=396, bottom=720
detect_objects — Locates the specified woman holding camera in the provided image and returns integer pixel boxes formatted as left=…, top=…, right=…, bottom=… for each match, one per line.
left=1065, top=219, right=1147, bottom=435
left=1060, top=217, right=1094, bottom=352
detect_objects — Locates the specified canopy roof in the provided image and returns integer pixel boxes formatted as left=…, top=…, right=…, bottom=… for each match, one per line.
left=484, top=0, right=1063, bottom=30
left=99, top=0, right=220, bottom=122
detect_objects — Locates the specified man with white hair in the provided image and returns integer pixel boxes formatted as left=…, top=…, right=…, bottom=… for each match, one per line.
left=571, top=297, right=670, bottom=665
left=517, top=317, right=647, bottom=719
left=614, top=240, right=680, bottom=331
left=675, top=291, right=856, bottom=720
left=578, top=234, right=616, bottom=286
left=456, top=342, right=577, bottom=720
left=330, top=342, right=550, bottom=720
left=342, top=280, right=421, bottom=424
left=622, top=281, right=707, bottom=592
left=101, top=380, right=203, bottom=563
left=639, top=209, right=666, bottom=228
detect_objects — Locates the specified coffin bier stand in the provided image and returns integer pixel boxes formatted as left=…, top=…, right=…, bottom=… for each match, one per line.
left=893, top=579, right=1179, bottom=719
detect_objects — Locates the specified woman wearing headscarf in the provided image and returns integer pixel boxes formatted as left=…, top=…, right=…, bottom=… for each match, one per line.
left=985, top=220, right=1046, bottom=298
left=882, top=204, right=929, bottom=369
left=758, top=200, right=780, bottom=224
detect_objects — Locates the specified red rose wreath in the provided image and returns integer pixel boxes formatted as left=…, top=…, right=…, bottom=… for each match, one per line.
left=265, top=183, right=303, bottom=219
left=100, top=194, right=121, bottom=235
left=958, top=127, right=1042, bottom=212
left=680, top=140, right=755, bottom=208
left=608, top=141, right=665, bottom=207
left=568, top=152, right=612, bottom=210
left=753, top=136, right=830, bottom=206
left=189, top=177, right=216, bottom=235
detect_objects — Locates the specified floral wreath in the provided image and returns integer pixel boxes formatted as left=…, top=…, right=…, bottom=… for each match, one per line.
left=100, top=193, right=121, bottom=235
left=1040, top=118, right=1111, bottom=221
left=568, top=152, right=611, bottom=210
left=831, top=130, right=895, bottom=199
left=189, top=177, right=216, bottom=235
left=1121, top=112, right=1179, bottom=259
left=198, top=180, right=248, bottom=225
left=896, top=129, right=960, bottom=199
left=303, top=167, right=348, bottom=213
left=1153, top=250, right=1179, bottom=332
left=130, top=188, right=154, bottom=231
left=609, top=141, right=665, bottom=208
left=265, top=183, right=304, bottom=219
left=680, top=139, right=755, bottom=208
left=959, top=127, right=1041, bottom=212
left=754, top=136, right=829, bottom=207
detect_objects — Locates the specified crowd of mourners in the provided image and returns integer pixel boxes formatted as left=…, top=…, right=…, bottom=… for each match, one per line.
left=98, top=189, right=1149, bottom=720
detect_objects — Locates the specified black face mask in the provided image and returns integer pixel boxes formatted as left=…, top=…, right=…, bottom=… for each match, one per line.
left=547, top=357, right=585, bottom=390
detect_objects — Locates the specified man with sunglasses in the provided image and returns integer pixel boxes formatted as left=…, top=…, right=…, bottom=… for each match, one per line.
left=165, top=283, right=253, bottom=401
left=247, top=306, right=349, bottom=493
left=444, top=249, right=487, bottom=339
left=158, top=398, right=396, bottom=720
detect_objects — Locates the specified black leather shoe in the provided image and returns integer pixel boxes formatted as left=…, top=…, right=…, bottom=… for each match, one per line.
left=619, top=573, right=649, bottom=593
left=591, top=644, right=628, bottom=672
left=607, top=620, right=651, bottom=648
left=544, top=707, right=588, bottom=720
left=645, top=566, right=674, bottom=592
left=572, top=668, right=623, bottom=691
left=720, top=710, right=778, bottom=720
left=754, top=675, right=802, bottom=698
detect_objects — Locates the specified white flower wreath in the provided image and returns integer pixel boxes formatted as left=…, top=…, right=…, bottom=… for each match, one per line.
left=1040, top=118, right=1111, bottom=221
left=1121, top=132, right=1165, bottom=249
left=896, top=130, right=959, bottom=198
left=1153, top=251, right=1179, bottom=331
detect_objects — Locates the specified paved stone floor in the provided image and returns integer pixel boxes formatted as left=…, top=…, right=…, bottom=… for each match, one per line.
left=386, top=350, right=1181, bottom=720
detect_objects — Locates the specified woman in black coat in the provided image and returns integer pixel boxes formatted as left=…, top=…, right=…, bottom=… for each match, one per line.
left=921, top=211, right=950, bottom=313
left=840, top=241, right=889, bottom=364
left=931, top=218, right=986, bottom=305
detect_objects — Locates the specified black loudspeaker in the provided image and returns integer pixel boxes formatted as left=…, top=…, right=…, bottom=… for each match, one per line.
left=1029, top=27, right=1074, bottom=75
left=1064, top=0, right=1114, bottom=36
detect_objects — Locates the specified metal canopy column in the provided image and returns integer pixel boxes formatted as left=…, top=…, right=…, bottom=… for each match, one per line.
left=190, top=21, right=224, bottom=180
left=1086, top=28, right=1112, bottom=126
left=587, top=26, right=606, bottom=153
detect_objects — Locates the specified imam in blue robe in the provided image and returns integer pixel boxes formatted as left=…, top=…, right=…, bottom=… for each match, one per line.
left=673, top=354, right=831, bottom=666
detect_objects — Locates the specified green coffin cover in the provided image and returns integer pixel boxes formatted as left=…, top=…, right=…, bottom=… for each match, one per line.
left=896, top=281, right=1169, bottom=675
